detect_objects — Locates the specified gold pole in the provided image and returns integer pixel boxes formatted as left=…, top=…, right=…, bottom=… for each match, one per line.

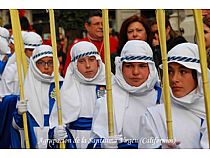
left=16, top=12, right=28, bottom=76
left=10, top=9, right=30, bottom=149
left=11, top=11, right=28, bottom=77
left=102, top=9, right=114, bottom=136
left=156, top=9, right=173, bottom=139
left=18, top=31, right=28, bottom=76
left=193, top=9, right=210, bottom=148
left=49, top=9, right=65, bottom=149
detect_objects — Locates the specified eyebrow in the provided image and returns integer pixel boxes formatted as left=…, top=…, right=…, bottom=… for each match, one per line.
left=123, top=62, right=147, bottom=65
left=37, top=59, right=53, bottom=62
left=168, top=64, right=189, bottom=70
left=179, top=65, right=189, bottom=69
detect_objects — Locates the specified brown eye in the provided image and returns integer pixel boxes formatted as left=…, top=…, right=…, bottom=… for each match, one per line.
left=168, top=69, right=174, bottom=75
left=124, top=63, right=132, bottom=68
left=36, top=61, right=53, bottom=67
left=89, top=56, right=96, bottom=61
left=127, top=30, right=133, bottom=34
left=78, top=59, right=85, bottom=63
left=180, top=70, right=187, bottom=75
left=139, top=63, right=148, bottom=68
left=47, top=61, right=53, bottom=67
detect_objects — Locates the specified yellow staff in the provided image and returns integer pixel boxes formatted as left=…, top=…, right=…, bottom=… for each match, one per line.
left=193, top=9, right=210, bottom=148
left=102, top=9, right=114, bottom=136
left=10, top=9, right=30, bottom=148
left=156, top=9, right=173, bottom=139
left=49, top=9, right=65, bottom=149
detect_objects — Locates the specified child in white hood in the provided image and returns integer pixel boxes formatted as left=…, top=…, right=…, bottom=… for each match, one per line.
left=138, top=43, right=208, bottom=149
left=49, top=41, right=106, bottom=149
left=0, top=27, right=10, bottom=76
left=0, top=31, right=42, bottom=148
left=0, top=31, right=42, bottom=97
left=11, top=45, right=63, bottom=148
left=90, top=40, right=161, bottom=149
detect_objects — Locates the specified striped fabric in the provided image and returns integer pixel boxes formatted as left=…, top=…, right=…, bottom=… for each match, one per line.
left=120, top=55, right=153, bottom=62
left=168, top=56, right=200, bottom=63
left=0, top=34, right=9, bottom=40
left=24, top=43, right=41, bottom=47
left=71, top=51, right=99, bottom=62
left=32, top=51, right=53, bottom=60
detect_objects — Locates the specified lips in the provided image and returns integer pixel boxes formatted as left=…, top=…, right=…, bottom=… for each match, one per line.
left=43, top=72, right=51, bottom=75
left=86, top=71, right=93, bottom=73
left=97, top=30, right=103, bottom=33
left=172, top=87, right=182, bottom=91
left=130, top=78, right=141, bottom=82
left=131, top=78, right=140, bottom=80
left=85, top=71, right=94, bottom=76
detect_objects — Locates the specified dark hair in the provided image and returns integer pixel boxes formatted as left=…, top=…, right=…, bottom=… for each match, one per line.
left=32, top=23, right=43, bottom=37
left=85, top=10, right=102, bottom=25
left=192, top=69, right=198, bottom=85
left=148, top=18, right=177, bottom=46
left=20, top=16, right=30, bottom=31
left=203, top=14, right=210, bottom=28
left=3, top=23, right=12, bottom=29
left=117, top=15, right=150, bottom=55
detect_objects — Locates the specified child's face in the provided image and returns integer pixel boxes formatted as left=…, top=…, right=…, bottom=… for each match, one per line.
left=25, top=48, right=34, bottom=58
left=122, top=62, right=149, bottom=87
left=77, top=56, right=99, bottom=78
left=36, top=57, right=54, bottom=76
left=9, top=42, right=15, bottom=54
left=168, top=62, right=198, bottom=98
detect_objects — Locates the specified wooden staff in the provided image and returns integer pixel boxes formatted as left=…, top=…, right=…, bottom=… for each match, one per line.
left=193, top=9, right=210, bottom=148
left=102, top=9, right=114, bottom=136
left=156, top=9, right=173, bottom=139
left=49, top=9, right=65, bottom=149
left=10, top=9, right=30, bottom=148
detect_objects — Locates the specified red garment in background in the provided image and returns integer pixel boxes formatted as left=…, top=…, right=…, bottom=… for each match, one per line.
left=63, top=36, right=118, bottom=76
left=19, top=9, right=25, bottom=17
left=43, top=39, right=52, bottom=46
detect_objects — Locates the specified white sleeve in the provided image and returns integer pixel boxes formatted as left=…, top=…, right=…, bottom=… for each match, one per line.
left=12, top=117, right=26, bottom=148
left=138, top=110, right=162, bottom=149
left=200, top=121, right=209, bottom=149
left=200, top=129, right=209, bottom=148
left=91, top=96, right=109, bottom=139
left=12, top=117, right=24, bottom=130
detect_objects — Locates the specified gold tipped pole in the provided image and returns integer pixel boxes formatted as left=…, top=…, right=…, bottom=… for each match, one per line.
left=18, top=30, right=28, bottom=76
left=11, top=11, right=28, bottom=77
left=10, top=9, right=30, bottom=149
left=102, top=9, right=114, bottom=136
left=193, top=9, right=210, bottom=148
left=156, top=9, right=173, bottom=139
left=49, top=9, right=65, bottom=149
